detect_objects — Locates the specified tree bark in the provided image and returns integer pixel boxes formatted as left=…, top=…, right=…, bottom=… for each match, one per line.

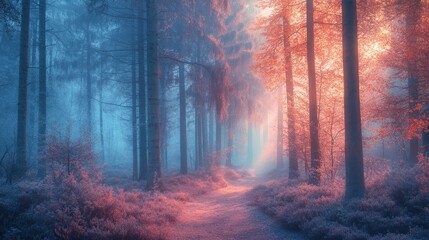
left=406, top=0, right=421, bottom=166
left=209, top=110, right=213, bottom=152
left=277, top=88, right=284, bottom=168
left=195, top=109, right=200, bottom=170
left=343, top=0, right=365, bottom=199
left=146, top=0, right=161, bottom=189
left=38, top=0, right=47, bottom=178
left=226, top=119, right=233, bottom=167
left=99, top=63, right=105, bottom=162
left=282, top=16, right=299, bottom=178
left=86, top=20, right=92, bottom=136
left=131, top=6, right=138, bottom=180
left=202, top=105, right=208, bottom=166
left=17, top=0, right=31, bottom=177
left=179, top=62, right=188, bottom=174
left=306, top=0, right=321, bottom=185
left=29, top=9, right=38, bottom=164
left=216, top=116, right=222, bottom=166
left=160, top=65, right=168, bottom=171
left=138, top=0, right=147, bottom=181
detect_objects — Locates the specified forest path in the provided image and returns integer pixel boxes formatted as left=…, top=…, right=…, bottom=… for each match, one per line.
left=168, top=177, right=304, bottom=240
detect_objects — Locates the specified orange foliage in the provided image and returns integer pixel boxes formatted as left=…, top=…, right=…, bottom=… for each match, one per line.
left=252, top=0, right=405, bottom=179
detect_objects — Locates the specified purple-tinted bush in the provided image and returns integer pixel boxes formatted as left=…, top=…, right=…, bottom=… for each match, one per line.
left=250, top=164, right=429, bottom=240
left=1, top=134, right=246, bottom=240
left=40, top=136, right=182, bottom=240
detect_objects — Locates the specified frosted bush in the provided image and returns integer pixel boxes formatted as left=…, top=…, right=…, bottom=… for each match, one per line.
left=249, top=164, right=429, bottom=240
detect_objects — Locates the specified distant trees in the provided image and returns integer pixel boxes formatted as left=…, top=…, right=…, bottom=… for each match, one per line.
left=222, top=0, right=256, bottom=167
left=367, top=0, right=429, bottom=165
left=0, top=0, right=19, bottom=31
left=394, top=0, right=427, bottom=166
left=253, top=0, right=302, bottom=177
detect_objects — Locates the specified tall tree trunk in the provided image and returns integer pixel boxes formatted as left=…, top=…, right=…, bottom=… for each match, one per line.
left=304, top=142, right=309, bottom=175
left=209, top=110, right=214, bottom=152
left=216, top=117, right=222, bottom=166
left=29, top=11, right=38, bottom=164
left=99, top=64, right=105, bottom=162
left=226, top=120, right=233, bottom=167
left=17, top=0, right=31, bottom=177
left=86, top=20, right=92, bottom=136
left=160, top=65, right=168, bottom=171
left=146, top=0, right=161, bottom=189
left=343, top=0, right=365, bottom=199
left=195, top=109, right=200, bottom=170
left=38, top=0, right=47, bottom=177
left=283, top=16, right=299, bottom=178
left=179, top=62, right=188, bottom=174
left=277, top=88, right=284, bottom=168
left=406, top=0, right=420, bottom=166
left=202, top=105, right=208, bottom=166
left=138, top=0, right=147, bottom=181
left=198, top=113, right=203, bottom=167
left=131, top=6, right=138, bottom=180
left=306, top=0, right=321, bottom=185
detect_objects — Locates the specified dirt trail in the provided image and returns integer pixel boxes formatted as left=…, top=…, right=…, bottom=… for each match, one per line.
left=168, top=177, right=304, bottom=240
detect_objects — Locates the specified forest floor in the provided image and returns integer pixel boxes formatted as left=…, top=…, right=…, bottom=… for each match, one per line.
left=168, top=177, right=304, bottom=240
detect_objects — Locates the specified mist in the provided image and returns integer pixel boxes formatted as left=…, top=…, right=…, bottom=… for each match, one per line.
left=0, top=0, right=428, bottom=239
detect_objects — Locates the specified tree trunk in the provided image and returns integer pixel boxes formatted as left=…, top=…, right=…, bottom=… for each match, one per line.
left=131, top=6, right=138, bottom=180
left=202, top=105, right=208, bottom=166
left=38, top=0, right=47, bottom=178
left=138, top=0, right=148, bottom=181
left=29, top=10, right=38, bottom=164
left=283, top=16, right=299, bottom=178
left=160, top=65, right=168, bottom=171
left=99, top=64, right=105, bottom=162
left=179, top=62, right=188, bottom=174
left=216, top=116, right=222, bottom=166
left=198, top=113, right=203, bottom=167
left=406, top=0, right=421, bottom=166
left=277, top=88, right=284, bottom=169
left=226, top=120, right=233, bottom=167
left=343, top=0, right=365, bottom=199
left=195, top=109, right=200, bottom=170
left=306, top=0, right=321, bottom=185
left=86, top=20, right=92, bottom=136
left=146, top=0, right=161, bottom=190
left=209, top=110, right=213, bottom=152
left=17, top=0, right=31, bottom=177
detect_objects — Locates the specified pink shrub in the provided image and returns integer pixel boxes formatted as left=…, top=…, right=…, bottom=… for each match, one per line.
left=249, top=165, right=429, bottom=239
left=38, top=135, right=182, bottom=240
left=1, top=135, right=247, bottom=240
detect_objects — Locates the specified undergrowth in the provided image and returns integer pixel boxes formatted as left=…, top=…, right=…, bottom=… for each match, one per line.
left=0, top=135, right=245, bottom=240
left=249, top=159, right=429, bottom=240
